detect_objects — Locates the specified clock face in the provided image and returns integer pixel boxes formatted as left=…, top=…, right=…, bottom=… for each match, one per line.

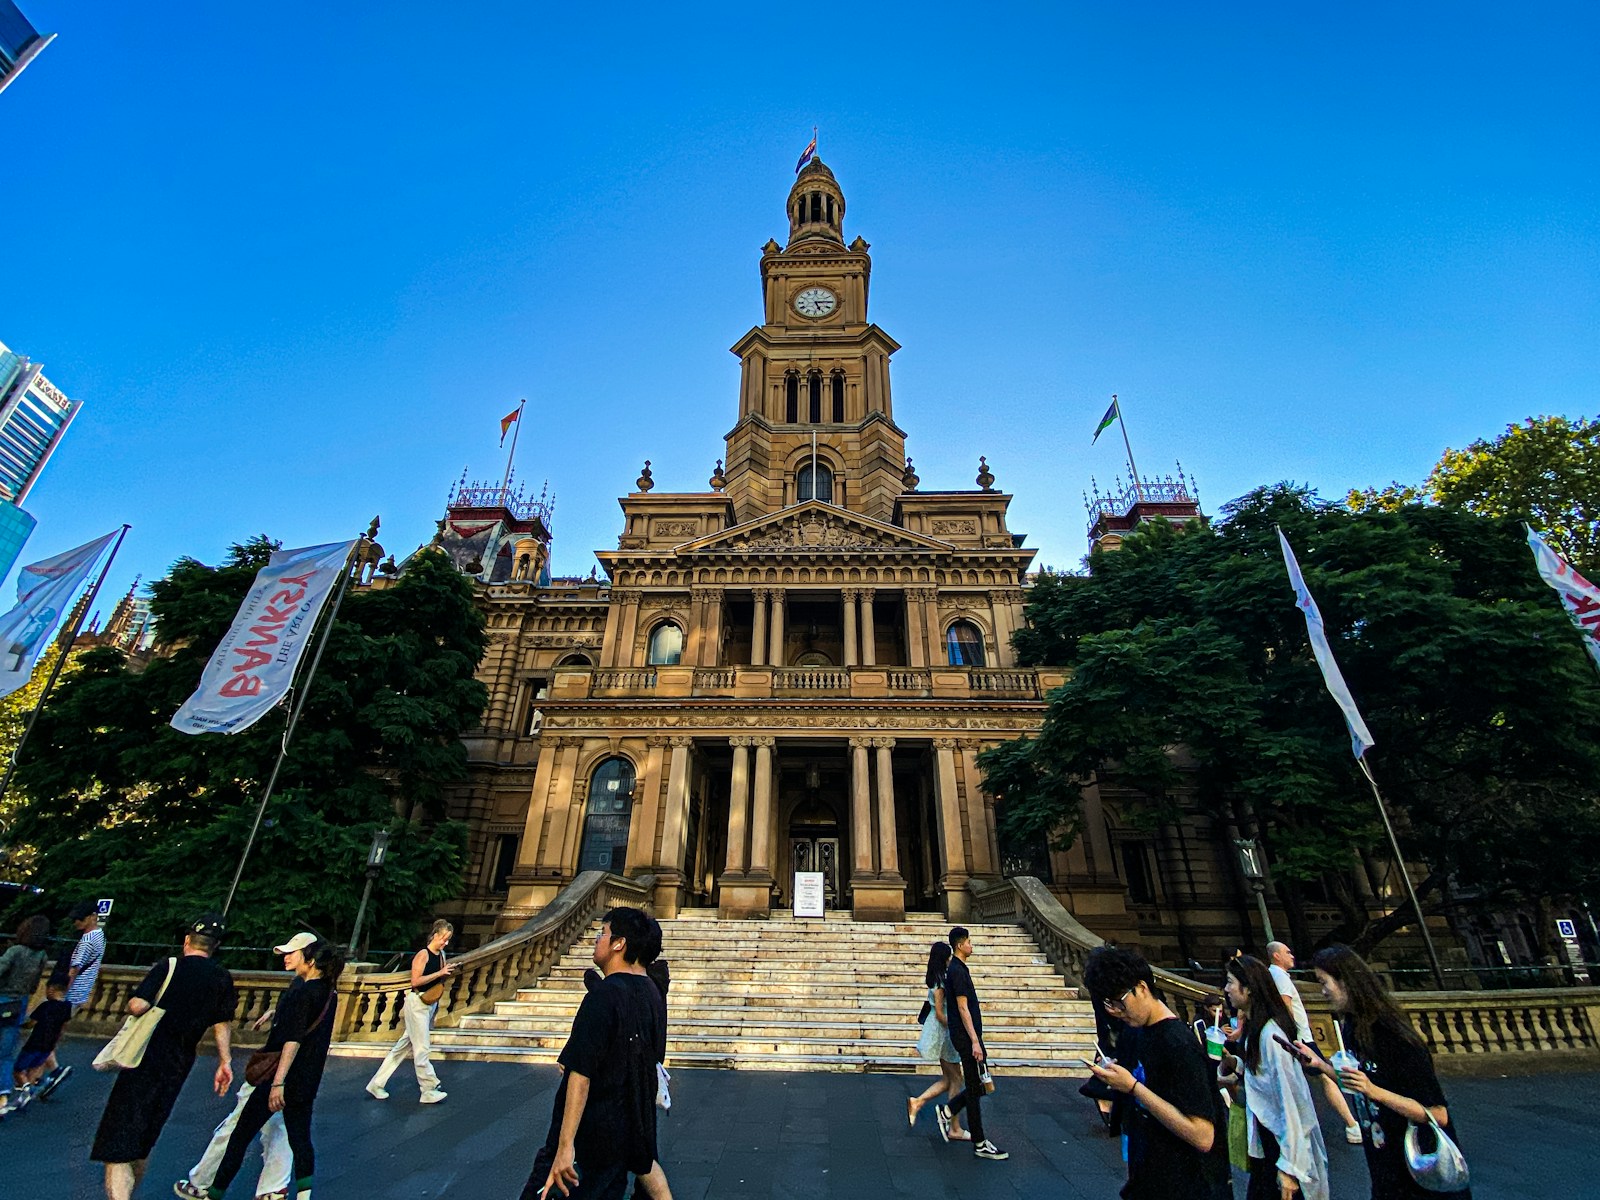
left=794, top=286, right=838, bottom=318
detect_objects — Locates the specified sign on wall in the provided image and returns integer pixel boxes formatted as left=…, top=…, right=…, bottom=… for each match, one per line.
left=793, top=871, right=825, bottom=919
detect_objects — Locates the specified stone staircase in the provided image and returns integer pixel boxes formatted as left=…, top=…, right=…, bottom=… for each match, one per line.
left=398, top=911, right=1098, bottom=1076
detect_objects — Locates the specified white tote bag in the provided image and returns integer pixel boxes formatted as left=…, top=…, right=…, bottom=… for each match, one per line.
left=92, top=957, right=176, bottom=1072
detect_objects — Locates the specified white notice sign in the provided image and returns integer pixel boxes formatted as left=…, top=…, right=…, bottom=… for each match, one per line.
left=793, top=872, right=825, bottom=919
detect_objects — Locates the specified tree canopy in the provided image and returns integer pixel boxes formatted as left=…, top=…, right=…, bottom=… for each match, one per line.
left=987, top=485, right=1600, bottom=957
left=1350, top=414, right=1599, bottom=572
left=3, top=539, right=488, bottom=951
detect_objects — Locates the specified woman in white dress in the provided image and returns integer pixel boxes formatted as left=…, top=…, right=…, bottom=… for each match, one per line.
left=906, top=941, right=968, bottom=1140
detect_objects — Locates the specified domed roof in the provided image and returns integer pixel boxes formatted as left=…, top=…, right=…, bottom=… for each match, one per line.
left=793, top=156, right=839, bottom=188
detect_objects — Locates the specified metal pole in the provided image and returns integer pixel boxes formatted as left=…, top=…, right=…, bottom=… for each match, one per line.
left=1357, top=756, right=1446, bottom=988
left=1113, top=395, right=1144, bottom=500
left=0, top=524, right=131, bottom=808
left=222, top=525, right=372, bottom=916
left=349, top=869, right=377, bottom=959
left=1253, top=883, right=1276, bottom=944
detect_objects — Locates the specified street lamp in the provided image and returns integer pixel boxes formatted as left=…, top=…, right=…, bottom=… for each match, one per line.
left=349, top=829, right=391, bottom=960
left=1233, top=837, right=1276, bottom=944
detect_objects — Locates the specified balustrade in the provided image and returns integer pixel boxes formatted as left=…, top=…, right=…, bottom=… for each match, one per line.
left=592, top=669, right=657, bottom=692
left=968, top=669, right=1039, bottom=697
left=772, top=667, right=849, bottom=691
left=693, top=668, right=737, bottom=691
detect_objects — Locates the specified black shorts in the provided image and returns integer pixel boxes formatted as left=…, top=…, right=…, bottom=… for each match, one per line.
left=90, top=1068, right=186, bottom=1163
left=521, top=1144, right=632, bottom=1200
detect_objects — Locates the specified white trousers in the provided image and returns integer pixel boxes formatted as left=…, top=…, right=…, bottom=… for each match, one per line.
left=367, top=991, right=440, bottom=1093
left=188, top=1082, right=292, bottom=1195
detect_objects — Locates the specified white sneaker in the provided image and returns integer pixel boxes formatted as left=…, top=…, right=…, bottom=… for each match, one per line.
left=974, top=1139, right=1010, bottom=1161
left=364, top=1081, right=389, bottom=1100
left=420, top=1088, right=448, bottom=1104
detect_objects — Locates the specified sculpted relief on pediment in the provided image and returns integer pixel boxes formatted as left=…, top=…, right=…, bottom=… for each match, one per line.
left=701, top=510, right=938, bottom=555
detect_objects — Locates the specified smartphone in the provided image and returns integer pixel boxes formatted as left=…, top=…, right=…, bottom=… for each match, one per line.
left=1272, top=1033, right=1306, bottom=1059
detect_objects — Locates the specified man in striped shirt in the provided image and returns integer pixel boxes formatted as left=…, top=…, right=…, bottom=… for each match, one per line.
left=66, top=900, right=106, bottom=1009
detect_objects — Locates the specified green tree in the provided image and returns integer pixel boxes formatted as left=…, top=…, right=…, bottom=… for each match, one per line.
left=1347, top=416, right=1600, bottom=571
left=988, top=486, right=1600, bottom=957
left=3, top=541, right=488, bottom=951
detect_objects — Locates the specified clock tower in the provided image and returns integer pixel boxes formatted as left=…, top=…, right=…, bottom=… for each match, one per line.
left=724, top=158, right=908, bottom=523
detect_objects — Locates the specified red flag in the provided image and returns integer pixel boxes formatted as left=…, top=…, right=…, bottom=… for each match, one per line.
left=500, top=406, right=521, bottom=445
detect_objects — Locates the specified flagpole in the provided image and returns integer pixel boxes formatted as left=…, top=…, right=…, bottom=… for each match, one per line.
left=0, top=523, right=131, bottom=809
left=500, top=399, right=526, bottom=497
left=1357, top=756, right=1446, bottom=988
left=222, top=519, right=374, bottom=917
left=1113, top=395, right=1144, bottom=500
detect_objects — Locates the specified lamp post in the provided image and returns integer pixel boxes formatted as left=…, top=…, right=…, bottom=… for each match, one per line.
left=349, top=829, right=390, bottom=959
left=1234, top=837, right=1275, bottom=945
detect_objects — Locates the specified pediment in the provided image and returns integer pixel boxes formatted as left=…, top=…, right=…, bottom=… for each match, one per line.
left=681, top=503, right=952, bottom=556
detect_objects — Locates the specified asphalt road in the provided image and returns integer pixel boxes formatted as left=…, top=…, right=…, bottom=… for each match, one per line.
left=5, top=1038, right=1597, bottom=1199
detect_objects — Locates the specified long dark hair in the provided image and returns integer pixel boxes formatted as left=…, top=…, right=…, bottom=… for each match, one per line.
left=307, top=940, right=349, bottom=985
left=925, top=940, right=953, bottom=988
left=1226, top=955, right=1296, bottom=1072
left=1310, top=944, right=1422, bottom=1053
left=13, top=914, right=49, bottom=950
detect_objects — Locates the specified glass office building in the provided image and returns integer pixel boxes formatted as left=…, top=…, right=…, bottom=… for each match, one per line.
left=0, top=341, right=81, bottom=584
left=0, top=1, right=53, bottom=96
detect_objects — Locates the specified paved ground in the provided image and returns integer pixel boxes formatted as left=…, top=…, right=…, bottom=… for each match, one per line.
left=6, top=1039, right=1598, bottom=1199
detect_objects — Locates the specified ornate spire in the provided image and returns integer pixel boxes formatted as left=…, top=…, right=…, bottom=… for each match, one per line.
left=635, top=460, right=654, bottom=493
left=976, top=456, right=995, bottom=492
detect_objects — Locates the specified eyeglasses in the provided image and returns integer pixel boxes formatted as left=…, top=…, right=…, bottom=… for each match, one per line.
left=1102, top=987, right=1137, bottom=1012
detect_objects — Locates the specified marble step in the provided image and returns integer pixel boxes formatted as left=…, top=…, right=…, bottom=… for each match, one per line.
left=488, top=996, right=1086, bottom=1018
left=457, top=1014, right=1099, bottom=1040
left=433, top=1028, right=1098, bottom=1061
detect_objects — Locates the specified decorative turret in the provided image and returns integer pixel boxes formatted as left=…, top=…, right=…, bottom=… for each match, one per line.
left=786, top=157, right=845, bottom=249
left=1085, top=463, right=1205, bottom=552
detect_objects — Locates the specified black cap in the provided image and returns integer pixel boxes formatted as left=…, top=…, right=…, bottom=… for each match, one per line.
left=69, top=899, right=98, bottom=921
left=188, top=912, right=227, bottom=942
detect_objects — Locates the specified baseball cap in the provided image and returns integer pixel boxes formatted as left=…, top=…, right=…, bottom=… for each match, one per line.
left=273, top=932, right=319, bottom=954
left=188, top=912, right=227, bottom=942
left=69, top=899, right=98, bottom=921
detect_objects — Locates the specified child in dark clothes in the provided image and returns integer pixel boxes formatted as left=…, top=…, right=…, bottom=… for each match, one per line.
left=13, top=976, right=73, bottom=1095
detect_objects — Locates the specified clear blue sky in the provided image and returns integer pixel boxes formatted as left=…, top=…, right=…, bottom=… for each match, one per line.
left=2, top=2, right=1595, bottom=607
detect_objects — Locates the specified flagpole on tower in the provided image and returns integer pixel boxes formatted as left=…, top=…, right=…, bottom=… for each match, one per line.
left=1113, top=395, right=1144, bottom=500
left=500, top=398, right=526, bottom=497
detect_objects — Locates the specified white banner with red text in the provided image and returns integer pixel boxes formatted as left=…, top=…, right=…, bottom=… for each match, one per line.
left=1526, top=526, right=1600, bottom=670
left=170, top=540, right=356, bottom=735
left=0, top=529, right=121, bottom=700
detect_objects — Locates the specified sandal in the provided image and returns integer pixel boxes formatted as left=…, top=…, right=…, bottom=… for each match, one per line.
left=950, top=1129, right=973, bottom=1141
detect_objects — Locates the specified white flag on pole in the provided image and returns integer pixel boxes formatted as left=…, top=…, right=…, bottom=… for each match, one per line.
left=1277, top=527, right=1376, bottom=759
left=170, top=540, right=355, bottom=735
left=1525, top=525, right=1600, bottom=670
left=0, top=529, right=120, bottom=700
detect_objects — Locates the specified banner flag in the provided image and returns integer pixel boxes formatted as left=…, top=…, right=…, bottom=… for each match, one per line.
left=1277, top=527, right=1376, bottom=758
left=1092, top=398, right=1119, bottom=444
left=0, top=529, right=120, bottom=700
left=170, top=540, right=356, bottom=735
left=499, top=405, right=521, bottom=445
left=1525, top=525, right=1600, bottom=670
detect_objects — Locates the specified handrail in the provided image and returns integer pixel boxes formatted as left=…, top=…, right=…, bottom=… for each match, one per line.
left=58, top=872, right=657, bottom=1046
left=971, top=876, right=1600, bottom=1057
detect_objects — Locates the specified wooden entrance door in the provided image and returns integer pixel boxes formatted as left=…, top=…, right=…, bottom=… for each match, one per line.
left=787, top=836, right=840, bottom=908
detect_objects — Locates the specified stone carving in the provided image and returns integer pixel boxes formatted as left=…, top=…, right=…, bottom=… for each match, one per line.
left=751, top=736, right=776, bottom=748
left=654, top=521, right=698, bottom=538
left=907, top=588, right=940, bottom=602
left=545, top=712, right=1043, bottom=734
left=931, top=519, right=978, bottom=536
left=714, top=511, right=921, bottom=555
left=522, top=633, right=603, bottom=648
left=669, top=735, right=695, bottom=747
left=938, top=594, right=983, bottom=611
left=870, top=736, right=896, bottom=749
left=641, top=594, right=689, bottom=609
left=610, top=589, right=643, bottom=604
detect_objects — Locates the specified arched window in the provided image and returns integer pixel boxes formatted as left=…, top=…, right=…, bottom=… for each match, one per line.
left=830, top=371, right=845, bottom=422
left=647, top=622, right=684, bottom=666
left=825, top=195, right=835, bottom=224
left=946, top=620, right=986, bottom=667
left=797, top=463, right=833, bottom=503
left=785, top=372, right=799, bottom=423
left=556, top=652, right=593, bottom=667
left=808, top=371, right=822, bottom=423
left=577, top=757, right=636, bottom=873
left=810, top=193, right=823, bottom=223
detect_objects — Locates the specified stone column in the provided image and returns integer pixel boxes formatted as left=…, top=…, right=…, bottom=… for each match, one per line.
left=751, top=589, right=768, bottom=666
left=960, top=739, right=997, bottom=876
left=723, top=736, right=752, bottom=874
left=615, top=589, right=642, bottom=667
left=516, top=736, right=563, bottom=870
left=768, top=588, right=786, bottom=666
left=919, top=589, right=943, bottom=666
left=626, top=737, right=668, bottom=873
left=599, top=590, right=625, bottom=667
left=934, top=739, right=969, bottom=909
left=842, top=588, right=859, bottom=667
left=874, top=737, right=901, bottom=877
left=748, top=737, right=776, bottom=876
left=539, top=739, right=586, bottom=872
left=859, top=589, right=876, bottom=666
left=694, top=587, right=723, bottom=666
left=659, top=737, right=694, bottom=870
left=988, top=589, right=1019, bottom=669
left=904, top=590, right=927, bottom=667
left=849, top=737, right=874, bottom=876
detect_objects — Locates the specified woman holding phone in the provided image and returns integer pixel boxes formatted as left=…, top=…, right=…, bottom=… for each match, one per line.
left=1220, top=956, right=1328, bottom=1200
left=1300, top=946, right=1471, bottom=1199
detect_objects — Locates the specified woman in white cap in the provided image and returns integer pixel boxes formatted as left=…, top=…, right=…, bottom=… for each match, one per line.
left=173, top=932, right=317, bottom=1200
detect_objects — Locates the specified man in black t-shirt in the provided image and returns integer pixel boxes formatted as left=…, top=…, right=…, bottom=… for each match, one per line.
left=1084, top=946, right=1231, bottom=1200
left=937, top=927, right=1010, bottom=1162
left=91, top=913, right=237, bottom=1200
left=525, top=907, right=667, bottom=1200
